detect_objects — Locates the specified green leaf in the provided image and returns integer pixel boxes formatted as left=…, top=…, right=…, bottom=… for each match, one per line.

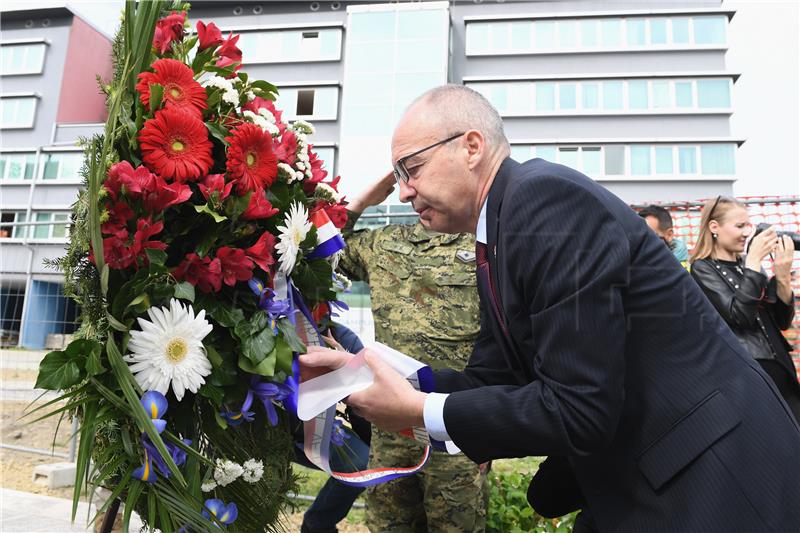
left=35, top=350, right=84, bottom=390
left=226, top=191, right=252, bottom=220
left=173, top=281, right=195, bottom=303
left=145, top=248, right=167, bottom=266
left=214, top=410, right=228, bottom=430
left=148, top=82, right=164, bottom=112
left=206, top=121, right=230, bottom=145
left=122, top=480, right=144, bottom=532
left=193, top=202, right=228, bottom=223
left=277, top=318, right=306, bottom=354
left=241, top=326, right=277, bottom=366
left=274, top=337, right=294, bottom=375
left=85, top=343, right=106, bottom=377
left=238, top=351, right=276, bottom=377
left=199, top=383, right=224, bottom=405
left=192, top=47, right=215, bottom=73
left=250, top=79, right=278, bottom=98
left=235, top=310, right=268, bottom=339
left=106, top=313, right=129, bottom=332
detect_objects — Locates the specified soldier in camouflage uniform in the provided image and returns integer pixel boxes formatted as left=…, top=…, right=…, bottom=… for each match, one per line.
left=337, top=173, right=488, bottom=533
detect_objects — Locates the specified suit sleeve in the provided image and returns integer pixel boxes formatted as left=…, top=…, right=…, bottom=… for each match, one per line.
left=442, top=174, right=630, bottom=463
left=690, top=259, right=766, bottom=330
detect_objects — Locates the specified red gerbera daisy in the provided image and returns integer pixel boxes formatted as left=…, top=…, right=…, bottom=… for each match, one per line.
left=136, top=58, right=207, bottom=118
left=139, top=107, right=213, bottom=183
left=225, top=123, right=278, bottom=193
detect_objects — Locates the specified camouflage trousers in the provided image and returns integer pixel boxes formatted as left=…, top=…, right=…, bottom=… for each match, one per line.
left=366, top=428, right=489, bottom=533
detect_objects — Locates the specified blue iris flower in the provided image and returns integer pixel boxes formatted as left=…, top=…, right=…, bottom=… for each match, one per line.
left=219, top=390, right=255, bottom=427
left=248, top=277, right=291, bottom=333
left=140, top=390, right=168, bottom=434
left=133, top=436, right=191, bottom=483
left=330, top=419, right=351, bottom=447
left=251, top=376, right=295, bottom=426
left=202, top=498, right=238, bottom=526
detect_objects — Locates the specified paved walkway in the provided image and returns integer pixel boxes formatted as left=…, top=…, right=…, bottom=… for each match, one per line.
left=0, top=488, right=143, bottom=532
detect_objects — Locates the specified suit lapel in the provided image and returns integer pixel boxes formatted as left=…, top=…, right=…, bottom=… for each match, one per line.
left=487, top=158, right=518, bottom=310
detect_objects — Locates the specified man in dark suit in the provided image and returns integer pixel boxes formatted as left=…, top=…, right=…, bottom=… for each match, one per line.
left=302, top=85, right=800, bottom=532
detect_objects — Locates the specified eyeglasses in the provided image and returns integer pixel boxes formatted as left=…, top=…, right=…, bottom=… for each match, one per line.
left=392, top=132, right=465, bottom=184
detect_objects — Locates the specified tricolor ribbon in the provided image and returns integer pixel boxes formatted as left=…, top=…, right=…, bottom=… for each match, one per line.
left=307, top=209, right=346, bottom=259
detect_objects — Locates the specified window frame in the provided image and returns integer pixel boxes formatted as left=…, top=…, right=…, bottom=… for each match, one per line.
left=0, top=95, right=39, bottom=129
left=0, top=42, right=47, bottom=76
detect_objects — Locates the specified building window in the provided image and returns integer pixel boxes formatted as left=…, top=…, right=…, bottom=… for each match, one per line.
left=2, top=211, right=70, bottom=240
left=696, top=79, right=731, bottom=108
left=510, top=143, right=736, bottom=178
left=40, top=152, right=83, bottom=180
left=2, top=212, right=28, bottom=238
left=0, top=96, right=37, bottom=128
left=693, top=16, right=727, bottom=45
left=237, top=28, right=342, bottom=63
left=0, top=152, right=36, bottom=180
left=1, top=43, right=46, bottom=75
left=465, top=13, right=728, bottom=55
left=467, top=77, right=732, bottom=116
left=700, top=145, right=735, bottom=175
left=275, top=86, right=339, bottom=121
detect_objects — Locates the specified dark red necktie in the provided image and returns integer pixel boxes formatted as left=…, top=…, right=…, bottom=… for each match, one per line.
left=476, top=241, right=510, bottom=339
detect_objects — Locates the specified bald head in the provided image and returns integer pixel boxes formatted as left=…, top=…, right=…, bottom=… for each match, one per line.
left=398, top=84, right=510, bottom=156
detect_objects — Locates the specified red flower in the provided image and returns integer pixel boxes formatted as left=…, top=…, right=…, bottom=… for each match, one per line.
left=136, top=58, right=207, bottom=118
left=245, top=231, right=277, bottom=272
left=241, top=190, right=279, bottom=220
left=215, top=33, right=243, bottom=75
left=132, top=218, right=167, bottom=267
left=312, top=302, right=329, bottom=323
left=139, top=173, right=192, bottom=213
left=216, top=247, right=254, bottom=286
left=196, top=21, right=223, bottom=51
left=225, top=123, right=278, bottom=193
left=218, top=33, right=242, bottom=63
left=325, top=203, right=349, bottom=229
left=102, top=200, right=135, bottom=235
left=243, top=97, right=285, bottom=132
left=273, top=129, right=297, bottom=165
left=104, top=161, right=151, bottom=201
left=139, top=107, right=213, bottom=183
left=302, top=149, right=329, bottom=194
left=198, top=173, right=233, bottom=204
left=153, top=11, right=186, bottom=55
left=103, top=229, right=136, bottom=270
left=173, top=253, right=223, bottom=293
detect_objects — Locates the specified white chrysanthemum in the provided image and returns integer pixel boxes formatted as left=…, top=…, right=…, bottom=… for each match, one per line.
left=291, top=120, right=315, bottom=135
left=201, top=74, right=234, bottom=92
left=315, top=183, right=343, bottom=203
left=124, top=299, right=213, bottom=401
left=222, top=88, right=240, bottom=105
left=275, top=202, right=312, bottom=274
left=246, top=90, right=255, bottom=101
left=214, top=459, right=243, bottom=487
left=201, top=480, right=218, bottom=492
left=242, top=459, right=264, bottom=483
left=333, top=271, right=352, bottom=292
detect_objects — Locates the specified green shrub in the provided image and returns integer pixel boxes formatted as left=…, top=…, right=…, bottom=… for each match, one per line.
left=486, top=470, right=577, bottom=533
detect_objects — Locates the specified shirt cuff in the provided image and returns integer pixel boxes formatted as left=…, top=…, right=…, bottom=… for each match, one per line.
left=423, top=392, right=452, bottom=442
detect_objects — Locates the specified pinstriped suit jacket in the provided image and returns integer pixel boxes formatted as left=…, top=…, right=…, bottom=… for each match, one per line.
left=435, top=158, right=800, bottom=532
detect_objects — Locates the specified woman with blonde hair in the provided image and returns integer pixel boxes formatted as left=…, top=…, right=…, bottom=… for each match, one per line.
left=690, top=195, right=800, bottom=421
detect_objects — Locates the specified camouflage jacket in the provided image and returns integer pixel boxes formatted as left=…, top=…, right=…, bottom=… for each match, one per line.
left=338, top=212, right=479, bottom=370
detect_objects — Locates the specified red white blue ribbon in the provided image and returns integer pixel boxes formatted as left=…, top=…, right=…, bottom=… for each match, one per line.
left=307, top=209, right=346, bottom=260
left=276, top=274, right=449, bottom=487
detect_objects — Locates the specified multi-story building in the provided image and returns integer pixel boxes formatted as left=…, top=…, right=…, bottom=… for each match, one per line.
left=1, top=0, right=739, bottom=348
left=1, top=4, right=112, bottom=348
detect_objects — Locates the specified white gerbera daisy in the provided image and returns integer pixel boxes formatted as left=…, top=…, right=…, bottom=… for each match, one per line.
left=275, top=202, right=312, bottom=275
left=124, top=299, right=213, bottom=401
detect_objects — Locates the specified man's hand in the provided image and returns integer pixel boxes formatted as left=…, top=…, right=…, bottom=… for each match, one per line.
left=299, top=346, right=352, bottom=382
left=347, top=349, right=427, bottom=432
left=346, top=171, right=396, bottom=215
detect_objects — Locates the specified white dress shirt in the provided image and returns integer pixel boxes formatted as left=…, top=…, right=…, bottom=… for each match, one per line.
left=422, top=198, right=488, bottom=442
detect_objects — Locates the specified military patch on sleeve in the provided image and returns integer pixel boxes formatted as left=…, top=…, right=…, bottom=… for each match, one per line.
left=456, top=249, right=476, bottom=263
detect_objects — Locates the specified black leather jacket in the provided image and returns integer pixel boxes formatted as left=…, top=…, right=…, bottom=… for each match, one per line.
left=691, top=257, right=795, bottom=370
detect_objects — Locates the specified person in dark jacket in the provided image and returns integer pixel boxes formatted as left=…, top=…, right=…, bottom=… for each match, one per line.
left=690, top=195, right=800, bottom=421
